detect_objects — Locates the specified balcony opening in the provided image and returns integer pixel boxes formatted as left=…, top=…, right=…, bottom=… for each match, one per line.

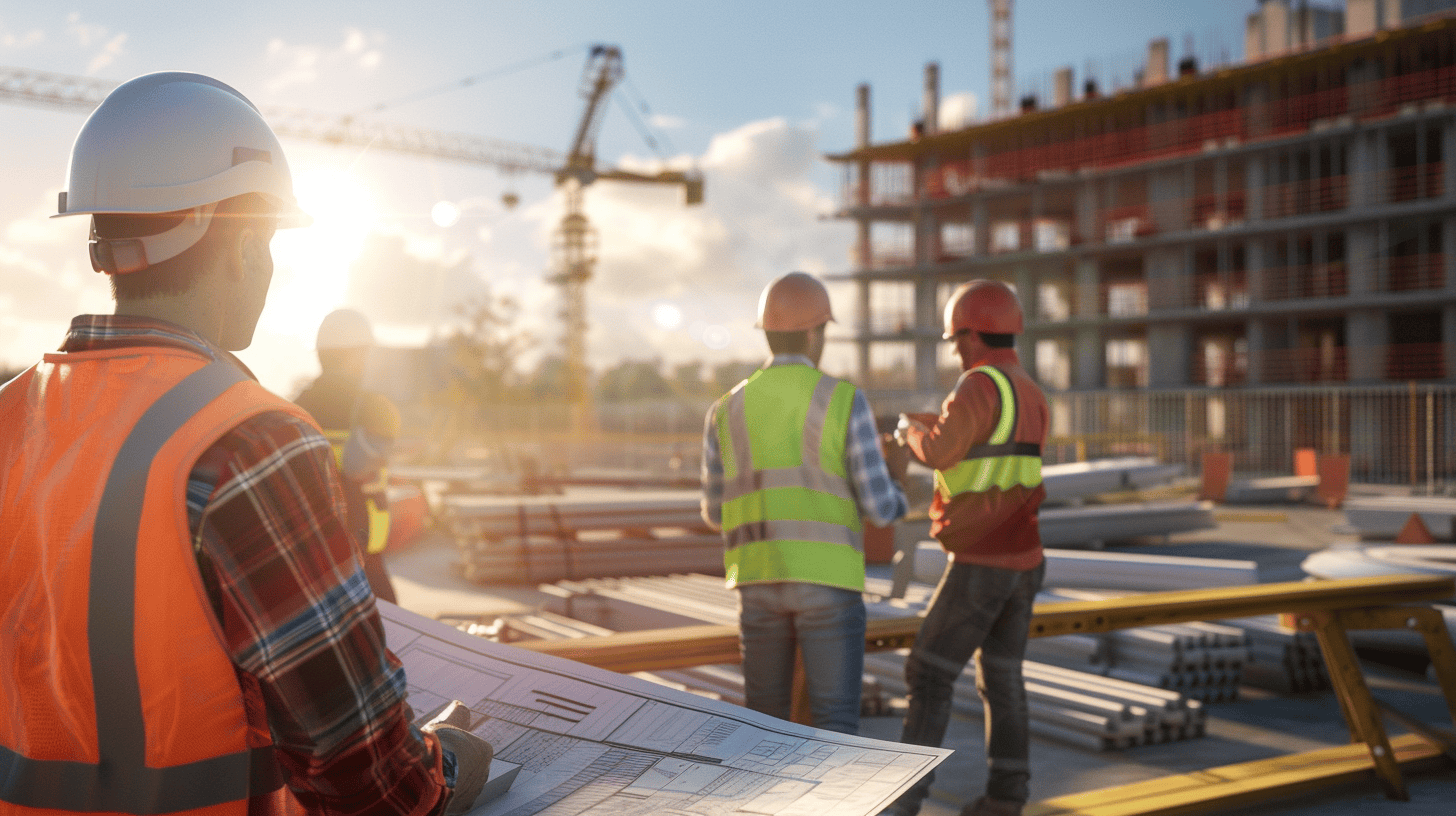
left=1387, top=310, right=1445, bottom=381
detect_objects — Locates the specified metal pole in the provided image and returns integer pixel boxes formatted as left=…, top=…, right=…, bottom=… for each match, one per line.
left=1410, top=381, right=1419, bottom=488
left=1428, top=390, right=1436, bottom=494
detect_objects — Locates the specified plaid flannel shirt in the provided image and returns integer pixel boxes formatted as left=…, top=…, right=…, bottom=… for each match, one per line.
left=58, top=315, right=449, bottom=816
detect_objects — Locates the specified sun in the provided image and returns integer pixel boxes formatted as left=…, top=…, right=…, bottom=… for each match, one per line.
left=263, top=168, right=378, bottom=335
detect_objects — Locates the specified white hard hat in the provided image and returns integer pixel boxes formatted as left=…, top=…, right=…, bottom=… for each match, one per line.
left=54, top=72, right=310, bottom=273
left=317, top=308, right=375, bottom=350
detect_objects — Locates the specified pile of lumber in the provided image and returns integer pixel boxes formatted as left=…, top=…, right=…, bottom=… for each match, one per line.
left=439, top=490, right=722, bottom=584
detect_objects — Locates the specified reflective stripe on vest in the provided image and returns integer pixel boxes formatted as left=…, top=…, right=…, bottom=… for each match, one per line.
left=934, top=365, right=1043, bottom=502
left=323, top=429, right=392, bottom=555
left=715, top=365, right=864, bottom=591
left=1, top=358, right=286, bottom=813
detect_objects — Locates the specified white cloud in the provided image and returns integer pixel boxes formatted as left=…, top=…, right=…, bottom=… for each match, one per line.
left=1, top=29, right=45, bottom=48
left=649, top=113, right=686, bottom=129
left=85, top=32, right=125, bottom=74
left=263, top=27, right=386, bottom=93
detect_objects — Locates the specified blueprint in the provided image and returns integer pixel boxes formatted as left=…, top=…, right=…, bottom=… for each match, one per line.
left=378, top=601, right=948, bottom=816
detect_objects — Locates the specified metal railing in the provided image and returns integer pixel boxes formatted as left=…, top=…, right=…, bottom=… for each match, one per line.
left=1041, top=382, right=1456, bottom=487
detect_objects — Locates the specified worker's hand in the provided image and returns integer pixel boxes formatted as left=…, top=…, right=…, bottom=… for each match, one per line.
left=893, top=413, right=930, bottom=446
left=423, top=701, right=494, bottom=816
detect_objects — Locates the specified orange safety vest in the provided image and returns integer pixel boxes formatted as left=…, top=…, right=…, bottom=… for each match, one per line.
left=0, top=345, right=312, bottom=814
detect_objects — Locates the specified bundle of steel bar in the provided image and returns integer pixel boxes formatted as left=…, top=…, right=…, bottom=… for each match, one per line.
left=1040, top=457, right=1187, bottom=505
left=1341, top=495, right=1456, bottom=540
left=1038, top=501, right=1217, bottom=548
left=453, top=532, right=724, bottom=585
left=906, top=543, right=1256, bottom=592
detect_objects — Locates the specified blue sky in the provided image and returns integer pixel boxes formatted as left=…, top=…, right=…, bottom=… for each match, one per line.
left=0, top=1, right=1264, bottom=395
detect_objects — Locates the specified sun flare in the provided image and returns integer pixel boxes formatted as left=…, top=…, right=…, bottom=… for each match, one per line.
left=262, top=168, right=378, bottom=337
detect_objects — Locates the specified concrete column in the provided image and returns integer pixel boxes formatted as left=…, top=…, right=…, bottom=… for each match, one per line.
left=1147, top=324, right=1192, bottom=387
left=1346, top=309, right=1388, bottom=382
left=1075, top=181, right=1099, bottom=245
left=1245, top=238, right=1266, bottom=307
left=1444, top=303, right=1456, bottom=380
left=972, top=199, right=990, bottom=256
left=1145, top=246, right=1187, bottom=311
left=1245, top=153, right=1266, bottom=221
left=856, top=278, right=872, bottom=380
left=1148, top=167, right=1185, bottom=232
left=922, top=62, right=940, bottom=137
left=1444, top=215, right=1456, bottom=294
left=1344, top=223, right=1375, bottom=296
left=1246, top=318, right=1265, bottom=385
left=915, top=278, right=939, bottom=391
left=1073, top=326, right=1105, bottom=389
left=1075, top=258, right=1100, bottom=319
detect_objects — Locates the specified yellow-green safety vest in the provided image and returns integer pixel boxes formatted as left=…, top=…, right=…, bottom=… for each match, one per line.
left=324, top=429, right=392, bottom=555
left=715, top=365, right=865, bottom=591
left=933, top=365, right=1043, bottom=502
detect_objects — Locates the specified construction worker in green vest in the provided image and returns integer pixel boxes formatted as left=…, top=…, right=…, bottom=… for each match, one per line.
left=880, top=279, right=1049, bottom=816
left=701, top=271, right=908, bottom=735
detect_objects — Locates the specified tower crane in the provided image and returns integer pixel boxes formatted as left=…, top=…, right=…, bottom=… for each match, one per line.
left=0, top=52, right=704, bottom=427
left=550, top=45, right=703, bottom=422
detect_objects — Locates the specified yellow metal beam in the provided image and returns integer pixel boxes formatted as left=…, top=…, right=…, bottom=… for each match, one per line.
left=1024, top=733, right=1444, bottom=816
left=514, top=575, right=1455, bottom=672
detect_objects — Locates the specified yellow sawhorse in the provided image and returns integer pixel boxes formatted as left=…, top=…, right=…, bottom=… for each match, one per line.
left=518, top=574, right=1456, bottom=815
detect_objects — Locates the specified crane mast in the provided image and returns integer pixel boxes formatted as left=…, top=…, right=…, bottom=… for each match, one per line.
left=990, top=0, right=1013, bottom=118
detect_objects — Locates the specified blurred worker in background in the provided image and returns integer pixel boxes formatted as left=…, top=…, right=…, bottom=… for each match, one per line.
left=295, top=307, right=401, bottom=603
left=701, top=271, right=908, bottom=735
left=0, top=72, right=490, bottom=815
left=880, top=280, right=1049, bottom=816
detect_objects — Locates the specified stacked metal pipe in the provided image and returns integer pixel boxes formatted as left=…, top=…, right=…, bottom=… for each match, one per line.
left=1220, top=615, right=1330, bottom=693
left=507, top=573, right=1209, bottom=752
left=1035, top=589, right=1248, bottom=702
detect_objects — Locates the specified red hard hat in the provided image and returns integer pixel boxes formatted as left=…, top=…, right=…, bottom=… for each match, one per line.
left=943, top=279, right=1023, bottom=339
left=757, top=272, right=835, bottom=332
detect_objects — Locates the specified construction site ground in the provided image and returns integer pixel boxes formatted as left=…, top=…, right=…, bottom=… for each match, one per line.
left=385, top=493, right=1456, bottom=816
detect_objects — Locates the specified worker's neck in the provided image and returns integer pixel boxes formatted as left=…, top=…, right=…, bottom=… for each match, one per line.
left=114, top=293, right=224, bottom=348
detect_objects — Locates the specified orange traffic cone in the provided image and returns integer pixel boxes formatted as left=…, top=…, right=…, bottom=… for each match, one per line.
left=1395, top=512, right=1439, bottom=544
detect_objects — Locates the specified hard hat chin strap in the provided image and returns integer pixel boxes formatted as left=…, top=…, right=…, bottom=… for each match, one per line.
left=89, top=203, right=218, bottom=275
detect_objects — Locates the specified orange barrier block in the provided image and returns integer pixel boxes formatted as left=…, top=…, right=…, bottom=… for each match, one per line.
left=1294, top=447, right=1318, bottom=477
left=1200, top=450, right=1231, bottom=502
left=1316, top=453, right=1350, bottom=509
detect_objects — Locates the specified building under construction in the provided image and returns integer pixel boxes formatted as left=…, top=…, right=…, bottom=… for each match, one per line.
left=829, top=0, right=1456, bottom=483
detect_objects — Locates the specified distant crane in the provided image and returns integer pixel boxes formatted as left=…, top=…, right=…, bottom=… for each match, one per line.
left=0, top=54, right=705, bottom=427
left=549, top=45, right=704, bottom=424
left=989, top=0, right=1013, bottom=117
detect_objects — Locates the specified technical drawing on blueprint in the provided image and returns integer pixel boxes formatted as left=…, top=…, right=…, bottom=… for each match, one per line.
left=378, top=601, right=948, bottom=816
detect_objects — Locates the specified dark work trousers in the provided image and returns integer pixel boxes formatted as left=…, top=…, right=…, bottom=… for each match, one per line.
left=886, top=558, right=1045, bottom=814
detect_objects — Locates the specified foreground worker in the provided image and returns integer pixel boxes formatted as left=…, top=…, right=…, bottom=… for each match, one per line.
left=296, top=308, right=400, bottom=603
left=701, top=271, right=908, bottom=735
left=0, top=72, right=489, bottom=815
left=880, top=279, right=1048, bottom=816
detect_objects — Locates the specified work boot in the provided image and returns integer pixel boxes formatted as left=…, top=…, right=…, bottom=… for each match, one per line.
left=959, top=795, right=1023, bottom=816
left=423, top=701, right=493, bottom=816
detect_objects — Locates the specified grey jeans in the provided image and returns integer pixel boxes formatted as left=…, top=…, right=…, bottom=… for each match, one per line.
left=890, top=558, right=1045, bottom=812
